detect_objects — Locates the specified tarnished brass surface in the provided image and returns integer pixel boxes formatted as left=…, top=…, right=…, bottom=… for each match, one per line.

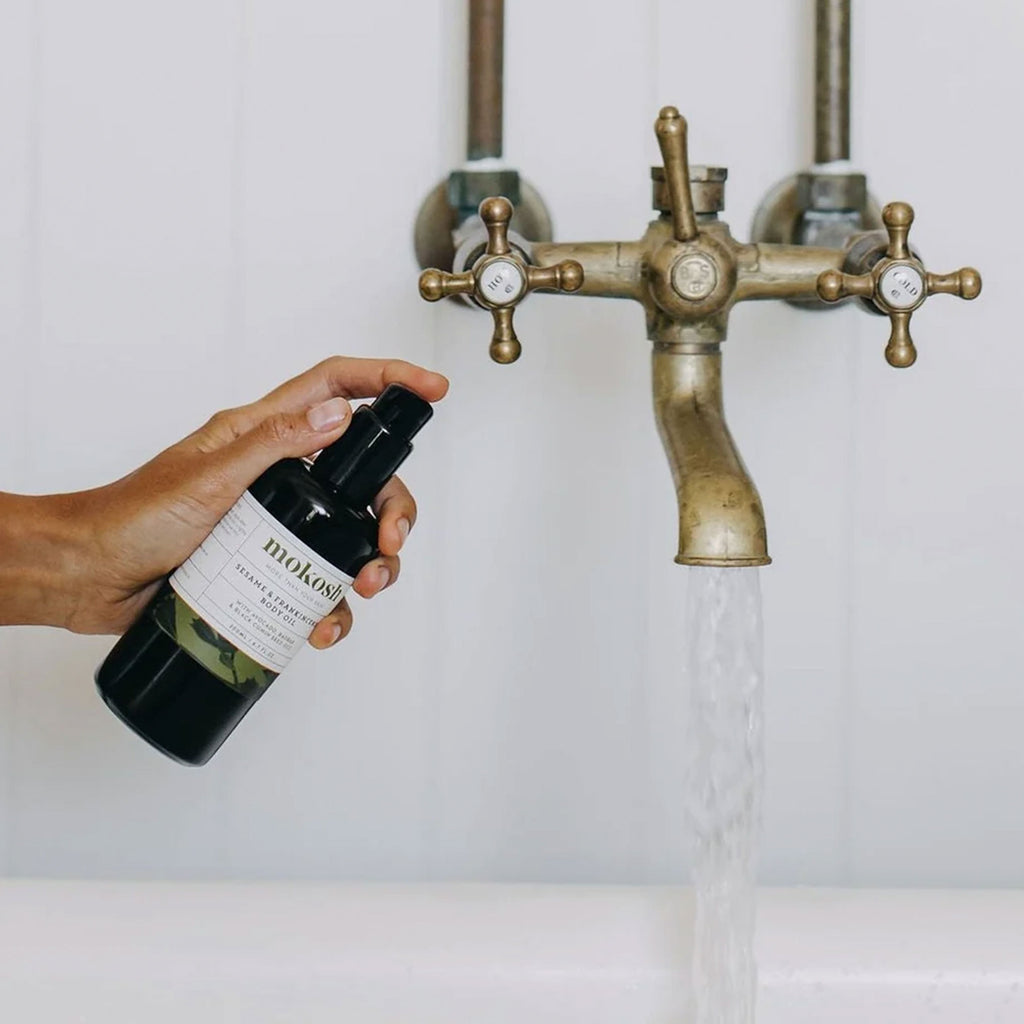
left=815, top=0, right=850, bottom=164
left=418, top=105, right=983, bottom=567
left=654, top=107, right=698, bottom=242
left=468, top=0, right=504, bottom=160
left=419, top=197, right=583, bottom=363
left=420, top=108, right=861, bottom=564
left=734, top=242, right=845, bottom=300
left=749, top=171, right=884, bottom=276
left=652, top=165, right=726, bottom=217
left=817, top=202, right=982, bottom=367
left=413, top=177, right=552, bottom=273
left=653, top=347, right=770, bottom=567
left=479, top=195, right=512, bottom=254
left=533, top=218, right=848, bottom=320
left=531, top=240, right=645, bottom=300
left=419, top=268, right=475, bottom=301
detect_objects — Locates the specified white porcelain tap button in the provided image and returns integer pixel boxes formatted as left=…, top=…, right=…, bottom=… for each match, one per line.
left=879, top=263, right=925, bottom=310
left=478, top=258, right=526, bottom=306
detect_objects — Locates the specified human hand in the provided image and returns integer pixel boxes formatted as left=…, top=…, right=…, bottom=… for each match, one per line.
left=0, top=358, right=448, bottom=645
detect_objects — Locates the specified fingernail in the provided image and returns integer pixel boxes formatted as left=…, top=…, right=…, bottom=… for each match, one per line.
left=324, top=623, right=342, bottom=646
left=397, top=518, right=411, bottom=544
left=376, top=566, right=391, bottom=591
left=307, top=397, right=350, bottom=432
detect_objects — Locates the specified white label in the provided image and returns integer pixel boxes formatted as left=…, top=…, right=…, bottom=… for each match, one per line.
left=879, top=263, right=925, bottom=310
left=169, top=491, right=354, bottom=673
left=478, top=258, right=526, bottom=306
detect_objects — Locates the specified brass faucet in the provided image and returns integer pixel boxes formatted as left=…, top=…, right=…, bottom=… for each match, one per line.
left=418, top=106, right=981, bottom=567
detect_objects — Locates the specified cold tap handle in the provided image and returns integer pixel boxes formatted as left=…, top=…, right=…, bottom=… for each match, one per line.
left=418, top=196, right=583, bottom=364
left=925, top=266, right=983, bottom=300
left=816, top=269, right=875, bottom=302
left=816, top=202, right=981, bottom=368
left=883, top=311, right=916, bottom=370
left=883, top=199, right=913, bottom=261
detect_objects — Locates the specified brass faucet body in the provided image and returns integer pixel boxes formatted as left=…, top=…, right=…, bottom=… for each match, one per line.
left=527, top=207, right=849, bottom=566
left=532, top=219, right=846, bottom=340
left=419, top=107, right=981, bottom=567
left=520, top=109, right=851, bottom=566
left=529, top=220, right=844, bottom=566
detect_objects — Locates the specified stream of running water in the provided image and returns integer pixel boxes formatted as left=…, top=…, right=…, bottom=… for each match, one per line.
left=685, top=567, right=765, bottom=1024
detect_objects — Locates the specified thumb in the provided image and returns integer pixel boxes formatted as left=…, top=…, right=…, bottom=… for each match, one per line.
left=206, top=396, right=352, bottom=493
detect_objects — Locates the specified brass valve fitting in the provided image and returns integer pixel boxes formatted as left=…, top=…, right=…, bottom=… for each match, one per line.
left=816, top=202, right=982, bottom=367
left=418, top=196, right=583, bottom=363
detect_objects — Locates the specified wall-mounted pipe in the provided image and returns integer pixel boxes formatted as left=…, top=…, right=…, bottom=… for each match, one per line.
left=467, top=0, right=504, bottom=160
left=814, top=0, right=851, bottom=164
left=413, top=0, right=552, bottom=274
left=751, top=0, right=877, bottom=262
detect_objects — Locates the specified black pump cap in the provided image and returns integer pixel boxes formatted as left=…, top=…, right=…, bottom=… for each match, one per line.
left=372, top=384, right=434, bottom=438
left=309, top=384, right=434, bottom=505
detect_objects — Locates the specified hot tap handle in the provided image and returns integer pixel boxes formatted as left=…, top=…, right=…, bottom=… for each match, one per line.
left=816, top=202, right=982, bottom=368
left=654, top=106, right=698, bottom=243
left=418, top=196, right=583, bottom=364
left=418, top=269, right=476, bottom=301
left=479, top=195, right=513, bottom=256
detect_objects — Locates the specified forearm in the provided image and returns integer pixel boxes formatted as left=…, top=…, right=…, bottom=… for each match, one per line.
left=0, top=492, right=88, bottom=629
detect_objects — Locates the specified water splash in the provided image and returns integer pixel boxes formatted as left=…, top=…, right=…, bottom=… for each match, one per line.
left=685, top=567, right=765, bottom=1024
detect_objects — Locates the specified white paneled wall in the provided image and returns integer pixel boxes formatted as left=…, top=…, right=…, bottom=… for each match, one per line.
left=0, top=0, right=1020, bottom=885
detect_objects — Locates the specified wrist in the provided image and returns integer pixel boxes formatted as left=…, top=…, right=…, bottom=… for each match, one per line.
left=0, top=492, right=92, bottom=630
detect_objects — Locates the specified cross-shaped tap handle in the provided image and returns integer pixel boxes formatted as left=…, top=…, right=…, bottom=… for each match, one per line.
left=418, top=196, right=584, bottom=363
left=816, top=202, right=981, bottom=367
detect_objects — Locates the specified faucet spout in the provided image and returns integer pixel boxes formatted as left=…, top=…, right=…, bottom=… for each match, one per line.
left=652, top=346, right=770, bottom=566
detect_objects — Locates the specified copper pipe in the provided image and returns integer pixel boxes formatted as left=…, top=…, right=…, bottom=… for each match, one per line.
left=814, top=0, right=850, bottom=164
left=467, top=0, right=504, bottom=160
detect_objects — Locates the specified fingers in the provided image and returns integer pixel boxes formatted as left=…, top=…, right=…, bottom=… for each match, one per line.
left=353, top=555, right=400, bottom=600
left=202, top=396, right=353, bottom=496
left=308, top=599, right=354, bottom=650
left=371, top=475, right=417, bottom=557
left=275, top=356, right=450, bottom=406
left=193, top=358, right=449, bottom=450
left=345, top=475, right=417, bottom=599
left=308, top=551, right=400, bottom=653
left=348, top=476, right=415, bottom=597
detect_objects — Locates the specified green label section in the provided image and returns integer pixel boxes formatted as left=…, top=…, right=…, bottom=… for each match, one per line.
left=151, top=589, right=278, bottom=697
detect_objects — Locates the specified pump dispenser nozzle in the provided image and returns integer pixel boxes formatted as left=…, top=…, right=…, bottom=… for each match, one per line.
left=372, top=384, right=434, bottom=436
left=310, top=385, right=433, bottom=506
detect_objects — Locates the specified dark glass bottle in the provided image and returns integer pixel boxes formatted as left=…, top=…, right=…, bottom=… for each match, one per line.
left=96, top=384, right=434, bottom=766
